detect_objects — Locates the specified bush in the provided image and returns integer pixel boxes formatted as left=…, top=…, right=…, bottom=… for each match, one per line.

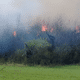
left=54, top=43, right=72, bottom=64
left=0, top=58, right=5, bottom=64
left=22, top=56, right=27, bottom=66
left=65, top=45, right=80, bottom=64
left=8, top=48, right=26, bottom=64
left=24, top=38, right=52, bottom=55
left=24, top=38, right=52, bottom=62
left=13, top=48, right=26, bottom=56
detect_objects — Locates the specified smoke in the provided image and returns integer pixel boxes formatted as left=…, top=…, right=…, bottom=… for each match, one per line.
left=0, top=0, right=80, bottom=57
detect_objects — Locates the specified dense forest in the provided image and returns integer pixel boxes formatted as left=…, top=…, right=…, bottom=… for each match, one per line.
left=0, top=32, right=80, bottom=67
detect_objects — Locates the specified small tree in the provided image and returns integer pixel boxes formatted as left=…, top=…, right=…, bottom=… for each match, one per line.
left=24, top=38, right=52, bottom=65
left=24, top=38, right=52, bottom=58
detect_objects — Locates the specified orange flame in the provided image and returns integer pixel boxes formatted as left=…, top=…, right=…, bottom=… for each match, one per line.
left=41, top=24, right=54, bottom=33
left=13, top=31, right=16, bottom=37
left=41, top=25, right=48, bottom=32
left=76, top=26, right=80, bottom=33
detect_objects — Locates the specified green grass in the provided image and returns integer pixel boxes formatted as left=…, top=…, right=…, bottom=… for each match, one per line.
left=0, top=63, right=80, bottom=80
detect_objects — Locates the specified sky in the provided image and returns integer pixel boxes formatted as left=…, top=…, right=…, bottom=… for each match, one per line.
left=0, top=0, right=80, bottom=55
left=0, top=0, right=80, bottom=31
left=0, top=0, right=42, bottom=30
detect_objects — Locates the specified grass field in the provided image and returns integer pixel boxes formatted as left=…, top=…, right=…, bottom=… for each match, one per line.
left=0, top=63, right=80, bottom=80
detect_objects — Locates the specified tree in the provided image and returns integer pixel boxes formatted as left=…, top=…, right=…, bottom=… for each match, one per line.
left=24, top=38, right=52, bottom=58
left=46, top=31, right=55, bottom=52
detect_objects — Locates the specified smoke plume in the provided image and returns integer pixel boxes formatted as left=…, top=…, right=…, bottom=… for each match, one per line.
left=0, top=0, right=80, bottom=57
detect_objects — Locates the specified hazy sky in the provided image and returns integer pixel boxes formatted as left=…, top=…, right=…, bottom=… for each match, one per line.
left=0, top=0, right=80, bottom=31
left=0, top=0, right=42, bottom=29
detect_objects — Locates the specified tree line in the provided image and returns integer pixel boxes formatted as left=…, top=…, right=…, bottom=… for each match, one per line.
left=0, top=38, right=80, bottom=67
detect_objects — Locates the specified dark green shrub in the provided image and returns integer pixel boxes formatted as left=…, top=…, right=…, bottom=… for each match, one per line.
left=8, top=48, right=26, bottom=64
left=24, top=38, right=52, bottom=57
left=22, top=56, right=27, bottom=66
left=0, top=58, right=5, bottom=64
left=65, top=45, right=80, bottom=64
left=23, top=38, right=52, bottom=65
left=54, top=43, right=72, bottom=64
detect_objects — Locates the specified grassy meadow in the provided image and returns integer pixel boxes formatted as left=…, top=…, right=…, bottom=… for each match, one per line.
left=0, top=62, right=80, bottom=80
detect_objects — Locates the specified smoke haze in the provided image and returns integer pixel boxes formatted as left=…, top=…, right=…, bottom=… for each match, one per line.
left=0, top=0, right=80, bottom=56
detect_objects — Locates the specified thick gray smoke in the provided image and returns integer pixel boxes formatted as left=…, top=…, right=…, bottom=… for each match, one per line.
left=0, top=0, right=80, bottom=57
